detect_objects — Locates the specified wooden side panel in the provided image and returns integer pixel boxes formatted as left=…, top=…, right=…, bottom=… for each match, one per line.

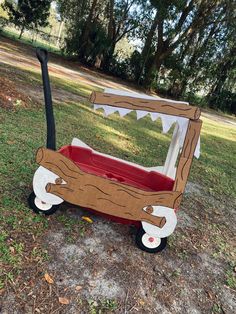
left=36, top=148, right=182, bottom=228
left=90, top=92, right=201, bottom=120
left=173, top=157, right=193, bottom=194
left=173, top=120, right=202, bottom=193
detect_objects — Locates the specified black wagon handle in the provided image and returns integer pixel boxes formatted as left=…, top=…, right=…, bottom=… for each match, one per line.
left=36, top=47, right=48, bottom=64
left=36, top=47, right=56, bottom=151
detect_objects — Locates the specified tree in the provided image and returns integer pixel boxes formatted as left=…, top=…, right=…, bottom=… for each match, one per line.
left=56, top=0, right=235, bottom=112
left=2, top=0, right=51, bottom=39
left=57, top=0, right=143, bottom=69
left=206, top=11, right=236, bottom=113
left=138, top=0, right=221, bottom=87
left=102, top=0, right=142, bottom=69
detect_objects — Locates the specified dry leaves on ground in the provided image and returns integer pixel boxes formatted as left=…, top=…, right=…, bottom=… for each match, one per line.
left=44, top=273, right=54, bottom=284
left=82, top=216, right=93, bottom=223
left=59, top=297, right=70, bottom=305
left=75, top=285, right=83, bottom=291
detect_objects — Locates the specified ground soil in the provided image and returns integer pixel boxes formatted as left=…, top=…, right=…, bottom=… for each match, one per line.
left=0, top=77, right=30, bottom=109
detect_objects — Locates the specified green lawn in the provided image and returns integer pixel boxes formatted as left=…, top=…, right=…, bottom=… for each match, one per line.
left=1, top=28, right=61, bottom=54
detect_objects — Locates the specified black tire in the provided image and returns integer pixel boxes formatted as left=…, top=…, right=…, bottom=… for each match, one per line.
left=28, top=191, right=59, bottom=215
left=135, top=227, right=167, bottom=253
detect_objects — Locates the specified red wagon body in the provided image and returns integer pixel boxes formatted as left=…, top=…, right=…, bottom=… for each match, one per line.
left=59, top=145, right=175, bottom=226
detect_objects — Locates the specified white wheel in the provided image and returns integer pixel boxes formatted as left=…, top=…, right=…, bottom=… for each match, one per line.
left=142, top=206, right=177, bottom=238
left=34, top=197, right=52, bottom=211
left=33, top=166, right=65, bottom=205
left=141, top=233, right=161, bottom=249
left=28, top=192, right=59, bottom=215
left=136, top=227, right=167, bottom=253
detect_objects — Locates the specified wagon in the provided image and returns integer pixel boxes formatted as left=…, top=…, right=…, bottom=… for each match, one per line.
left=28, top=48, right=202, bottom=253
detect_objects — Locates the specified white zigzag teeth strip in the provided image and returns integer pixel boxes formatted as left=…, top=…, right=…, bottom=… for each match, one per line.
left=93, top=103, right=200, bottom=158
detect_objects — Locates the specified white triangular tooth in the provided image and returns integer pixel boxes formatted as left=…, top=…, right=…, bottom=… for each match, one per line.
left=118, top=108, right=131, bottom=117
left=150, top=113, right=159, bottom=121
left=103, top=106, right=116, bottom=116
left=176, top=118, right=188, bottom=146
left=94, top=104, right=103, bottom=110
left=136, top=110, right=148, bottom=120
left=160, top=114, right=177, bottom=133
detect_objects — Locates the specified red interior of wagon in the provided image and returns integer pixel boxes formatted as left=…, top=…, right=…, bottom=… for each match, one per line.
left=59, top=145, right=175, bottom=225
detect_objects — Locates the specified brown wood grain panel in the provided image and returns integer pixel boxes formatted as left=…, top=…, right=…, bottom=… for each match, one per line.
left=90, top=92, right=201, bottom=120
left=36, top=147, right=182, bottom=227
left=173, top=157, right=193, bottom=193
left=173, top=119, right=202, bottom=193
left=181, top=119, right=202, bottom=158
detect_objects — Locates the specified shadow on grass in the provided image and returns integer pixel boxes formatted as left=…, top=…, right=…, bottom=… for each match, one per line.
left=0, top=61, right=101, bottom=98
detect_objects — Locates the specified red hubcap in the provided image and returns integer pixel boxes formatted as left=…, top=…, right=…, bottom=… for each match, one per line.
left=149, top=237, right=154, bottom=243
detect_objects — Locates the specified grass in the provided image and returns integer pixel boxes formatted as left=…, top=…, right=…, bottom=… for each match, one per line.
left=1, top=28, right=61, bottom=54
left=225, top=261, right=236, bottom=290
left=193, top=117, right=236, bottom=198
left=56, top=213, right=87, bottom=242
left=88, top=299, right=118, bottom=313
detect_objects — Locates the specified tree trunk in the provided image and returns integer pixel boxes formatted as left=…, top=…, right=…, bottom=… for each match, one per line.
left=94, top=54, right=103, bottom=69
left=208, top=46, right=236, bottom=108
left=101, top=0, right=116, bottom=70
left=79, top=0, right=98, bottom=60
left=19, top=24, right=25, bottom=39
left=108, top=0, right=115, bottom=40
left=138, top=11, right=159, bottom=83
left=143, top=44, right=167, bottom=88
left=57, top=20, right=64, bottom=47
left=143, top=17, right=165, bottom=88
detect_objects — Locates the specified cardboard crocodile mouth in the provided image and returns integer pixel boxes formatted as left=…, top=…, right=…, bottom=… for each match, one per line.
left=93, top=88, right=200, bottom=158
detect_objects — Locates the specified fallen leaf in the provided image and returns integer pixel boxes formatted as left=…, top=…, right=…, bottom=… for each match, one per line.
left=0, top=289, right=5, bottom=295
left=59, top=297, right=70, bottom=305
left=139, top=299, right=145, bottom=306
left=9, top=246, right=15, bottom=254
left=44, top=273, right=54, bottom=284
left=75, top=285, right=83, bottom=291
left=206, top=290, right=213, bottom=300
left=82, top=216, right=93, bottom=223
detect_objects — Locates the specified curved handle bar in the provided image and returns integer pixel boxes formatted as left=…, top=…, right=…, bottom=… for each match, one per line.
left=36, top=47, right=48, bottom=64
left=36, top=47, right=56, bottom=150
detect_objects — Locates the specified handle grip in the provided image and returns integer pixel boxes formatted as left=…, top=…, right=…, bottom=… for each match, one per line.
left=36, top=47, right=48, bottom=64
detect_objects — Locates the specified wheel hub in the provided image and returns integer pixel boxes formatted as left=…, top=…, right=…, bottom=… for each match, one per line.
left=34, top=196, right=52, bottom=211
left=142, top=233, right=161, bottom=249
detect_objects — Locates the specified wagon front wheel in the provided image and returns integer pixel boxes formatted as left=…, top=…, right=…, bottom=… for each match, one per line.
left=28, top=192, right=59, bottom=215
left=135, top=227, right=167, bottom=253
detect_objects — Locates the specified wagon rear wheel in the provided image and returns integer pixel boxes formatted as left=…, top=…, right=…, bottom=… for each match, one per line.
left=28, top=192, right=59, bottom=215
left=135, top=227, right=167, bottom=253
